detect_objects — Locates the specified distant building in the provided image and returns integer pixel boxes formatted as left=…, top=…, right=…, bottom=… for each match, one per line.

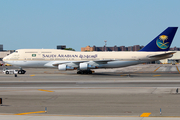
left=0, top=44, right=3, bottom=51
left=128, top=46, right=133, bottom=51
left=0, top=50, right=12, bottom=61
left=81, top=45, right=144, bottom=51
left=57, top=45, right=66, bottom=50
left=170, top=47, right=180, bottom=51
left=134, top=45, right=141, bottom=51
left=120, top=46, right=126, bottom=51
left=81, top=46, right=94, bottom=51
left=160, top=51, right=180, bottom=64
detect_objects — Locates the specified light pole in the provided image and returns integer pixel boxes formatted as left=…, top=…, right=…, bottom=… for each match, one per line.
left=104, top=40, right=107, bottom=51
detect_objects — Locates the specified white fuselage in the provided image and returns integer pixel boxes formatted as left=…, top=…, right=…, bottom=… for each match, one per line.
left=3, top=49, right=174, bottom=69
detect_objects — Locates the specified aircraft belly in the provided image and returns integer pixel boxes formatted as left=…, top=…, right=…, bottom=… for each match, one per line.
left=6, top=61, right=51, bottom=68
left=100, top=61, right=140, bottom=68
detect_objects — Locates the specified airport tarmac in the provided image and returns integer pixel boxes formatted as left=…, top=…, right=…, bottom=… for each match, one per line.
left=0, top=64, right=180, bottom=120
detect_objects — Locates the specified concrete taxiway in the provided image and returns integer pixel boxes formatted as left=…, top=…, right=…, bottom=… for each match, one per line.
left=0, top=64, right=180, bottom=120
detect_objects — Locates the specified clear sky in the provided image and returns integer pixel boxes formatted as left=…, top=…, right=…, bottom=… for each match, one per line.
left=1, top=0, right=180, bottom=51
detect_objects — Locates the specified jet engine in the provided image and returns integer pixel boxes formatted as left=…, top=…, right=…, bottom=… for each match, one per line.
left=58, top=64, right=75, bottom=71
left=79, top=63, right=96, bottom=70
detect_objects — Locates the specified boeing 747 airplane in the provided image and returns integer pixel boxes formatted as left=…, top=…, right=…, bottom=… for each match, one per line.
left=3, top=27, right=178, bottom=74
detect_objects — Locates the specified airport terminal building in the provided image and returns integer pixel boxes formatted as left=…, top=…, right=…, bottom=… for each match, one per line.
left=0, top=45, right=14, bottom=61
left=160, top=51, right=180, bottom=64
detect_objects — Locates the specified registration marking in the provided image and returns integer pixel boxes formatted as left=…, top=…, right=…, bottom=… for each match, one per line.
left=140, top=113, right=151, bottom=117
left=14, top=111, right=45, bottom=115
left=38, top=89, right=54, bottom=92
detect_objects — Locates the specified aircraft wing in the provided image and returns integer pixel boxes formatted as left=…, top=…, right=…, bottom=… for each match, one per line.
left=52, top=59, right=115, bottom=66
left=52, top=62, right=82, bottom=66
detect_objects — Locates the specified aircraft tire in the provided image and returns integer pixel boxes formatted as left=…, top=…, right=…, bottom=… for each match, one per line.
left=6, top=71, right=9, bottom=74
left=89, top=71, right=92, bottom=74
left=77, top=70, right=92, bottom=74
left=18, top=70, right=21, bottom=74
left=84, top=71, right=88, bottom=74
left=18, top=70, right=26, bottom=74
left=21, top=70, right=26, bottom=74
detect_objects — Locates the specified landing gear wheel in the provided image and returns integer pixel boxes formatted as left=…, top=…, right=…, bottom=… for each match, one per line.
left=18, top=70, right=26, bottom=74
left=88, top=71, right=92, bottom=74
left=6, top=71, right=9, bottom=74
left=77, top=70, right=92, bottom=74
left=18, top=70, right=21, bottom=74
left=21, top=70, right=26, bottom=74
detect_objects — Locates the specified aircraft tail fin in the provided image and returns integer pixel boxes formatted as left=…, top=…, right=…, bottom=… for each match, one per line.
left=139, top=27, right=178, bottom=51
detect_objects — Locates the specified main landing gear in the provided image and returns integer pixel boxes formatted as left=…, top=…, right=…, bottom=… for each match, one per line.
left=77, top=70, right=93, bottom=74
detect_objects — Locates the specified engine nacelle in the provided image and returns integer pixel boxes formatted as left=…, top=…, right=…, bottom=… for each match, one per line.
left=58, top=64, right=75, bottom=71
left=79, top=63, right=96, bottom=70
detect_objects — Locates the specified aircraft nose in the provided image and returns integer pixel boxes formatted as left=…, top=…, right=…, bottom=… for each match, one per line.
left=3, top=56, right=8, bottom=62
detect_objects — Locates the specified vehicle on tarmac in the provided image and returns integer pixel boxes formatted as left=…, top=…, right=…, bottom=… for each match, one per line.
left=5, top=63, right=12, bottom=66
left=0, top=61, right=3, bottom=66
left=3, top=68, right=26, bottom=74
left=3, top=68, right=18, bottom=74
left=2, top=27, right=178, bottom=74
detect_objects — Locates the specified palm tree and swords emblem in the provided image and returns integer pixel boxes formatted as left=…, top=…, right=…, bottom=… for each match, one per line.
left=156, top=35, right=169, bottom=49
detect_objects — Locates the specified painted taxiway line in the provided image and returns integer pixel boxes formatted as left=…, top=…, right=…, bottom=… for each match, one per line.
left=140, top=113, right=151, bottom=117
left=2, top=80, right=180, bottom=83
left=176, top=66, right=180, bottom=74
left=14, top=111, right=46, bottom=115
left=38, top=89, right=54, bottom=92
left=153, top=75, right=161, bottom=77
left=2, top=113, right=180, bottom=118
left=154, top=67, right=160, bottom=72
left=0, top=87, right=180, bottom=89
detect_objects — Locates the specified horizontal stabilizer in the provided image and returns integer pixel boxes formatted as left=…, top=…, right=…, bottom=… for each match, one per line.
left=148, top=52, right=176, bottom=58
